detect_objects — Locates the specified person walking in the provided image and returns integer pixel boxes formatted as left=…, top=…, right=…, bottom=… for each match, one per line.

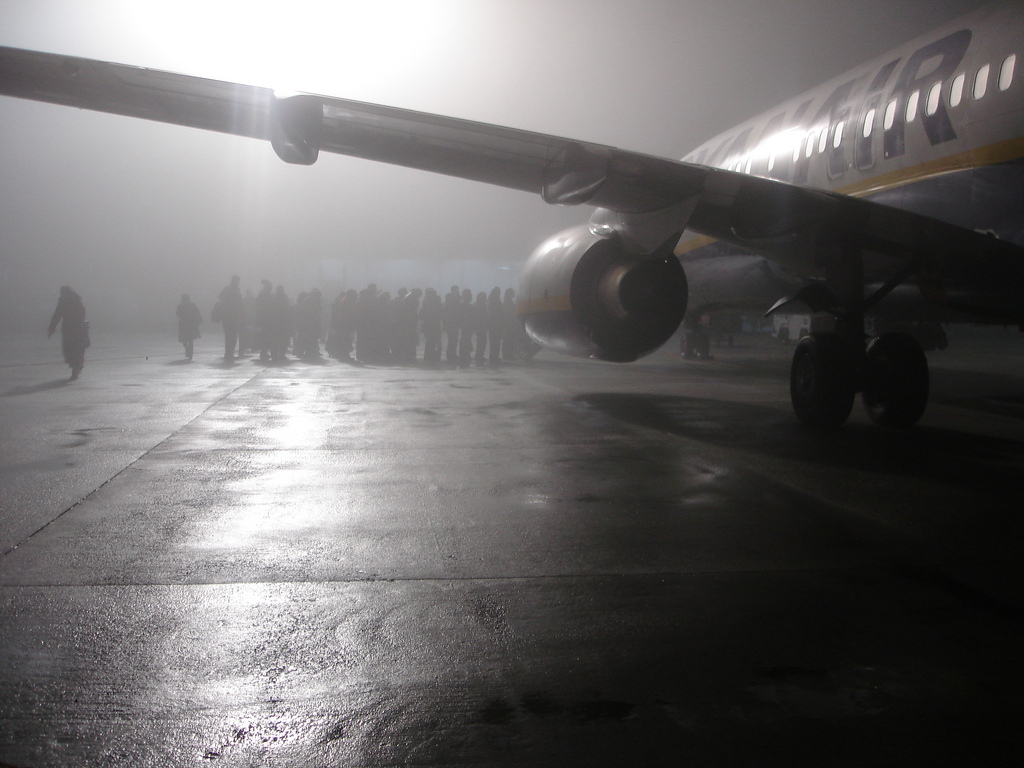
left=254, top=279, right=273, bottom=362
left=487, top=287, right=504, bottom=364
left=420, top=288, right=443, bottom=363
left=215, top=275, right=244, bottom=361
left=47, top=285, right=89, bottom=379
left=442, top=285, right=460, bottom=364
left=176, top=294, right=202, bottom=360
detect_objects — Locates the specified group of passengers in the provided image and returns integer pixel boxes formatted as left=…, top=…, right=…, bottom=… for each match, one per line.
left=179, top=277, right=533, bottom=366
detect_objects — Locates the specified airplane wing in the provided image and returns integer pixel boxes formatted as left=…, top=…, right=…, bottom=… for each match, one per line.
left=0, top=46, right=694, bottom=211
left=2, top=46, right=1022, bottom=322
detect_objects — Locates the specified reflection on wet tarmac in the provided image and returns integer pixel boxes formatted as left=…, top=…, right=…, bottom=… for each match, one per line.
left=0, top=331, right=1022, bottom=764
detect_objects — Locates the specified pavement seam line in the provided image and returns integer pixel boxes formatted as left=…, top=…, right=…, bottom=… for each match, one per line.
left=0, top=367, right=266, bottom=559
left=0, top=563, right=902, bottom=589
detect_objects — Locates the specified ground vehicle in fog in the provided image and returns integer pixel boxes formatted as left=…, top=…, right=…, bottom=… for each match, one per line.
left=772, top=314, right=810, bottom=345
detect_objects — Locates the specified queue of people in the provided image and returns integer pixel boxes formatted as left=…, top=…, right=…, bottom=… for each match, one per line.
left=207, top=277, right=534, bottom=366
left=48, top=278, right=534, bottom=382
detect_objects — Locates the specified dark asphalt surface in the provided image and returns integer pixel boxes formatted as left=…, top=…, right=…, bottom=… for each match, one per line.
left=1, top=328, right=1023, bottom=766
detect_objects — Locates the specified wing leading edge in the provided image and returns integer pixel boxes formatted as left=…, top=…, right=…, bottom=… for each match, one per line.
left=0, top=46, right=699, bottom=212
left=2, top=45, right=1022, bottom=323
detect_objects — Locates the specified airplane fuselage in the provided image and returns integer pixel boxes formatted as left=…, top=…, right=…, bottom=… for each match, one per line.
left=670, top=1, right=1023, bottom=321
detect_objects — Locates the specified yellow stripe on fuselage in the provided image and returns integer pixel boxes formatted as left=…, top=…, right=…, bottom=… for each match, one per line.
left=840, top=134, right=1024, bottom=197
left=673, top=135, right=1024, bottom=257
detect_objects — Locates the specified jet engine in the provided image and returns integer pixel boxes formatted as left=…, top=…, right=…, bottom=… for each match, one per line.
left=518, top=225, right=687, bottom=362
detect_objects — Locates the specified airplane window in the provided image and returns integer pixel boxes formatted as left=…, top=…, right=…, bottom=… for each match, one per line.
left=833, top=121, right=845, bottom=149
left=793, top=138, right=803, bottom=163
left=883, top=99, right=897, bottom=131
left=806, top=131, right=817, bottom=158
left=817, top=127, right=828, bottom=153
left=905, top=90, right=920, bottom=122
left=999, top=54, right=1016, bottom=91
left=950, top=73, right=965, bottom=107
left=974, top=63, right=990, bottom=99
left=767, top=153, right=775, bottom=172
left=744, top=158, right=752, bottom=174
left=926, top=82, right=942, bottom=116
left=862, top=108, right=875, bottom=139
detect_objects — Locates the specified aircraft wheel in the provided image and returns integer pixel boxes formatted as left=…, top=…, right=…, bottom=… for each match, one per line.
left=790, top=332, right=856, bottom=429
left=862, top=332, right=929, bottom=428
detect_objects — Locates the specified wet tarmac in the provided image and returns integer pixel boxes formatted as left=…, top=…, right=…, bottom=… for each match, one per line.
left=1, top=329, right=1023, bottom=766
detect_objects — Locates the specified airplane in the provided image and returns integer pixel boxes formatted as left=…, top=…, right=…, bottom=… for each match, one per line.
left=1, top=1, right=1021, bottom=430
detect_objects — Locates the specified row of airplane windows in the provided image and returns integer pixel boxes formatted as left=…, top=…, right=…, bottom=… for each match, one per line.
left=721, top=52, right=1017, bottom=174
left=880, top=52, right=1017, bottom=133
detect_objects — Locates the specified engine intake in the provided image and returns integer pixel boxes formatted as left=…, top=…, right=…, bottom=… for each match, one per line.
left=518, top=225, right=687, bottom=362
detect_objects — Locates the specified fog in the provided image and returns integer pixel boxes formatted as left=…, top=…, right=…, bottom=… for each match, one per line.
left=0, top=0, right=991, bottom=331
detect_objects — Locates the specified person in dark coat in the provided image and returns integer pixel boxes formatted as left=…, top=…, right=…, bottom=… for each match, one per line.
left=239, top=288, right=255, bottom=354
left=442, top=285, right=460, bottom=364
left=487, top=287, right=504, bottom=364
left=420, top=288, right=443, bottom=363
left=216, top=274, right=244, bottom=361
left=471, top=291, right=488, bottom=364
left=355, top=284, right=377, bottom=362
left=270, top=285, right=292, bottom=363
left=293, top=291, right=310, bottom=359
left=254, top=280, right=273, bottom=362
left=47, top=285, right=89, bottom=379
left=501, top=288, right=520, bottom=360
left=176, top=294, right=202, bottom=360
left=458, top=288, right=474, bottom=365
left=377, top=291, right=395, bottom=361
left=327, top=289, right=358, bottom=360
left=398, top=288, right=421, bottom=362
left=293, top=289, right=324, bottom=360
left=308, top=288, right=324, bottom=358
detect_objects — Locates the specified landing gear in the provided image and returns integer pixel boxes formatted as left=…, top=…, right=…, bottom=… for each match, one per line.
left=862, top=332, right=929, bottom=428
left=773, top=235, right=935, bottom=430
left=790, top=333, right=856, bottom=430
left=788, top=330, right=929, bottom=429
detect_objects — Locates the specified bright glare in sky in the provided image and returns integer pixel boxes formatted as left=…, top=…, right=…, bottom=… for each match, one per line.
left=123, top=0, right=462, bottom=98
left=2, top=0, right=464, bottom=102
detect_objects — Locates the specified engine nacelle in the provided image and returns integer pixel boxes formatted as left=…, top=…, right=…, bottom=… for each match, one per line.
left=518, top=225, right=687, bottom=362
